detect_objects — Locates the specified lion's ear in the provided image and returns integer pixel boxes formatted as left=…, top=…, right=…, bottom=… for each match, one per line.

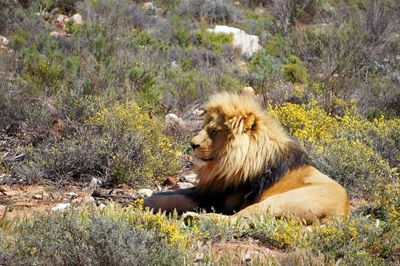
left=244, top=114, right=256, bottom=132
left=226, top=114, right=256, bottom=134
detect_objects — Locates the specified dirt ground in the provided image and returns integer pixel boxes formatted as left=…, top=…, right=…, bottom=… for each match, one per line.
left=0, top=183, right=138, bottom=220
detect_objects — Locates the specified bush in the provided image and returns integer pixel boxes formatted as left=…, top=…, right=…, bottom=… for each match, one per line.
left=311, top=215, right=400, bottom=264
left=178, top=0, right=237, bottom=24
left=0, top=207, right=189, bottom=265
left=282, top=54, right=308, bottom=83
left=271, top=102, right=400, bottom=196
left=195, top=29, right=234, bottom=53
left=87, top=101, right=180, bottom=185
left=248, top=49, right=282, bottom=90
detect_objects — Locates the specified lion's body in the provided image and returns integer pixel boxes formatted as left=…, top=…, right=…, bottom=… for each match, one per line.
left=144, top=93, right=350, bottom=224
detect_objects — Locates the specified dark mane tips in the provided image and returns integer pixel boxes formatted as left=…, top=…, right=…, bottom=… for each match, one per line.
left=244, top=141, right=311, bottom=203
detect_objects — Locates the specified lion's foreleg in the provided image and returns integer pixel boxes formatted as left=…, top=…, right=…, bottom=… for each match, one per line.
left=144, top=188, right=198, bottom=213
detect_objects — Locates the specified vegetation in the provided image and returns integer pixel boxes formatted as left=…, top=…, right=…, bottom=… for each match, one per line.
left=0, top=0, right=399, bottom=264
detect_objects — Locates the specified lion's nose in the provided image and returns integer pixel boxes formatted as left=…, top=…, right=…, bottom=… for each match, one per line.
left=190, top=142, right=200, bottom=150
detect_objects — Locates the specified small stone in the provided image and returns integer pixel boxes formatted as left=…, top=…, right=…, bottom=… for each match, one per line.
left=177, top=182, right=194, bottom=189
left=142, top=2, right=156, bottom=15
left=67, top=192, right=78, bottom=198
left=240, top=86, right=256, bottom=96
left=73, top=195, right=95, bottom=205
left=56, top=14, right=65, bottom=23
left=71, top=13, right=83, bottom=25
left=180, top=173, right=197, bottom=183
left=138, top=188, right=153, bottom=198
left=0, top=36, right=9, bottom=46
left=89, top=177, right=102, bottom=189
left=98, top=203, right=106, bottom=208
left=50, top=31, right=67, bottom=37
left=33, top=194, right=43, bottom=200
left=192, top=108, right=205, bottom=117
left=51, top=203, right=71, bottom=211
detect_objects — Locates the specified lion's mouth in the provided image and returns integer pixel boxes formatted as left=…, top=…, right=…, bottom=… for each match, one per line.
left=193, top=154, right=214, bottom=163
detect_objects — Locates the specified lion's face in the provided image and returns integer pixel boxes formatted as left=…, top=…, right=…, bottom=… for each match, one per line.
left=190, top=113, right=229, bottom=164
left=190, top=92, right=287, bottom=189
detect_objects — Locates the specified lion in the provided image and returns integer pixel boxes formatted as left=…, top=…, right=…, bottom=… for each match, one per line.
left=144, top=93, right=350, bottom=224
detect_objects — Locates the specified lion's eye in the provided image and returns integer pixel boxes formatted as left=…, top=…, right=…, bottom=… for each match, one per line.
left=208, top=129, right=217, bottom=137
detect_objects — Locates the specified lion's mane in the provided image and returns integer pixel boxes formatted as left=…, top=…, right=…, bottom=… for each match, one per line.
left=195, top=93, right=310, bottom=205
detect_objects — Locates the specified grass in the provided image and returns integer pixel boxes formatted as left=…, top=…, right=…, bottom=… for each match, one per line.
left=0, top=0, right=399, bottom=264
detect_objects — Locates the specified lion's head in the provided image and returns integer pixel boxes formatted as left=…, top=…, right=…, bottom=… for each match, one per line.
left=191, top=93, right=293, bottom=192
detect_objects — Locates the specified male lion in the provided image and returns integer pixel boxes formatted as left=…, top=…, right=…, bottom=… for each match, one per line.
left=145, top=93, right=350, bottom=224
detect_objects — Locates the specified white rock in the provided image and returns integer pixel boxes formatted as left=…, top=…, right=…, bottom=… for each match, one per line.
left=240, top=86, right=256, bottom=96
left=98, top=203, right=106, bottom=209
left=71, top=13, right=83, bottom=25
left=52, top=203, right=71, bottom=211
left=142, top=2, right=157, bottom=15
left=50, top=31, right=67, bottom=37
left=138, top=188, right=153, bottom=198
left=74, top=195, right=95, bottom=205
left=192, top=109, right=205, bottom=117
left=67, top=192, right=78, bottom=198
left=207, top=25, right=262, bottom=57
left=165, top=113, right=182, bottom=123
left=33, top=194, right=43, bottom=200
left=89, top=177, right=102, bottom=189
left=56, top=14, right=65, bottom=23
left=177, top=182, right=194, bottom=189
left=180, top=173, right=198, bottom=183
left=0, top=36, right=9, bottom=46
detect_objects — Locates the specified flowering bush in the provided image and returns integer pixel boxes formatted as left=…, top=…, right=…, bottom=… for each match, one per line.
left=87, top=101, right=180, bottom=185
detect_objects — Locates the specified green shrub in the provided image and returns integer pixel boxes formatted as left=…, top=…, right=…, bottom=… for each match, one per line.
left=311, top=216, right=400, bottom=264
left=248, top=49, right=282, bottom=88
left=0, top=208, right=189, bottom=265
left=282, top=54, right=309, bottom=83
left=271, top=102, right=399, bottom=196
left=87, top=101, right=180, bottom=185
left=178, top=0, right=237, bottom=23
left=195, top=29, right=234, bottom=53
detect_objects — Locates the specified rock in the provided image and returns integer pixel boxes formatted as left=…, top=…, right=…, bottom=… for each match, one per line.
left=207, top=25, right=261, bottom=57
left=33, top=194, right=43, bottom=200
left=50, top=31, right=67, bottom=37
left=42, top=192, right=50, bottom=200
left=164, top=113, right=185, bottom=135
left=138, top=188, right=153, bottom=198
left=71, top=13, right=83, bottom=25
left=51, top=203, right=71, bottom=211
left=240, top=86, right=256, bottom=96
left=67, top=192, right=78, bottom=199
left=56, top=14, right=65, bottom=23
left=192, top=108, right=205, bottom=117
left=180, top=173, right=198, bottom=183
left=98, top=203, right=106, bottom=209
left=164, top=113, right=202, bottom=137
left=0, top=174, right=6, bottom=183
left=142, top=2, right=157, bottom=15
left=73, top=195, right=95, bottom=205
left=89, top=177, right=102, bottom=189
left=0, top=36, right=9, bottom=46
left=0, top=185, right=17, bottom=197
left=177, top=182, right=194, bottom=189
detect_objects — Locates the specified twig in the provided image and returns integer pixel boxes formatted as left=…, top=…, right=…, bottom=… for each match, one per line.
left=91, top=190, right=140, bottom=200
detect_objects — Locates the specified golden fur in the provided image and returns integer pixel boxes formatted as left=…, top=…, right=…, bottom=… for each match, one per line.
left=194, top=93, right=292, bottom=189
left=145, top=93, right=350, bottom=224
